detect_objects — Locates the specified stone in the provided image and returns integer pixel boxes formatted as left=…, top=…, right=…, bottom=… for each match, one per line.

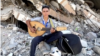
left=0, top=49, right=2, bottom=55
left=97, top=38, right=100, bottom=43
left=85, top=32, right=97, bottom=41
left=76, top=53, right=84, bottom=56
left=50, top=47, right=61, bottom=56
left=81, top=48, right=87, bottom=55
left=57, top=0, right=76, bottom=15
left=13, top=27, right=18, bottom=31
left=0, top=1, right=3, bottom=9
left=70, top=3, right=76, bottom=11
left=50, top=1, right=59, bottom=10
left=80, top=39, right=88, bottom=47
left=61, top=30, right=71, bottom=34
left=2, top=49, right=7, bottom=55
left=38, top=42, right=50, bottom=55
left=0, top=25, right=4, bottom=28
left=96, top=32, right=100, bottom=38
left=6, top=24, right=16, bottom=30
left=7, top=53, right=13, bottom=56
left=92, top=46, right=100, bottom=55
left=86, top=50, right=94, bottom=56
left=19, top=54, right=21, bottom=56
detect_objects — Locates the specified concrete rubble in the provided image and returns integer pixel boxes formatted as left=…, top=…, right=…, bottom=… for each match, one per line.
left=1, top=21, right=100, bottom=56
left=1, top=0, right=100, bottom=56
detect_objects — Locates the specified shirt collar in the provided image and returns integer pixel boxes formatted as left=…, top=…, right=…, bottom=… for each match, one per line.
left=41, top=15, right=50, bottom=23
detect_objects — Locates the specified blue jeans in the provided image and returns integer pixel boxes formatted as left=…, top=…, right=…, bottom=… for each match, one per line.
left=30, top=31, right=62, bottom=56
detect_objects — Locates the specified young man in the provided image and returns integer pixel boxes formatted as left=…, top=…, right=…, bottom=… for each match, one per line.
left=26, top=5, right=62, bottom=56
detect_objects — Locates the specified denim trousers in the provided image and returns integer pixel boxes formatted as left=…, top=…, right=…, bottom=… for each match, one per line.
left=30, top=31, right=62, bottom=56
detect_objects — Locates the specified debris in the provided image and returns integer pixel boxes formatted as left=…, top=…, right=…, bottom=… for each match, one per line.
left=7, top=53, right=13, bottom=56
left=0, top=25, right=4, bottom=28
left=0, top=1, right=3, bottom=10
left=50, top=1, right=59, bottom=10
left=50, top=47, right=61, bottom=56
left=57, top=0, right=76, bottom=15
left=1, top=0, right=100, bottom=56
left=81, top=39, right=88, bottom=48
left=85, top=32, right=97, bottom=41
left=6, top=24, right=16, bottom=29
left=92, top=46, right=100, bottom=55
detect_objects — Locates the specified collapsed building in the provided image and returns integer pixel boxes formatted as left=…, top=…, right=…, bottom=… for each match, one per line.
left=0, top=0, right=100, bottom=56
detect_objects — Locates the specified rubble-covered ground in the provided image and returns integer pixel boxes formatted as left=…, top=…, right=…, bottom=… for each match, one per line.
left=0, top=24, right=32, bottom=56
left=0, top=19, right=100, bottom=56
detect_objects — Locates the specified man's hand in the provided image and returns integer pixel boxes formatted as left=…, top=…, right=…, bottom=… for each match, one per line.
left=50, top=28, right=55, bottom=33
left=30, top=27, right=36, bottom=33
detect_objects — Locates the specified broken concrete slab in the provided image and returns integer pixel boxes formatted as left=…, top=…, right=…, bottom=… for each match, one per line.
left=1, top=5, right=13, bottom=21
left=57, top=0, right=76, bottom=15
left=0, top=1, right=3, bottom=10
left=34, top=1, right=73, bottom=23
left=85, top=32, right=97, bottom=41
left=50, top=1, right=60, bottom=10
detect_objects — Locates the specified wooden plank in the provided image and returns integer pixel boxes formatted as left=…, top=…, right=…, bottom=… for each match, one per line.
left=58, top=0, right=76, bottom=15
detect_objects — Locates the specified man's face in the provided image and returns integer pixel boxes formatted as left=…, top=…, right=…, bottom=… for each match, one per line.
left=42, top=8, right=50, bottom=17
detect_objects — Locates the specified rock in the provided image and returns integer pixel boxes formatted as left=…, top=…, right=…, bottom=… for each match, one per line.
left=6, top=24, right=16, bottom=30
left=38, top=41, right=50, bottom=55
left=85, top=32, right=97, bottom=41
left=50, top=47, right=61, bottom=56
left=0, top=49, right=2, bottom=55
left=61, top=30, right=72, bottom=34
left=70, top=3, right=76, bottom=11
left=96, top=32, right=100, bottom=38
left=92, top=46, right=100, bottom=55
left=19, top=54, right=21, bottom=56
left=7, top=43, right=18, bottom=49
left=0, top=25, right=4, bottom=28
left=86, top=50, right=94, bottom=56
left=51, top=1, right=59, bottom=10
left=80, top=39, right=88, bottom=47
left=97, top=38, right=100, bottom=43
left=13, top=27, right=18, bottom=31
left=76, top=53, right=84, bottom=56
left=7, top=53, right=13, bottom=56
left=81, top=48, right=87, bottom=55
left=87, top=42, right=94, bottom=48
left=2, top=49, right=7, bottom=55
left=0, top=1, right=3, bottom=9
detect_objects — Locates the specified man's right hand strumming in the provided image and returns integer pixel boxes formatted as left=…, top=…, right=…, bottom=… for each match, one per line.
left=26, top=20, right=36, bottom=33
left=30, top=27, right=36, bottom=33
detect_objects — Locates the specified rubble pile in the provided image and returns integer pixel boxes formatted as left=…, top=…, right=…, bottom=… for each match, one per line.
left=0, top=24, right=32, bottom=56
left=1, top=20, right=100, bottom=56
left=1, top=0, right=100, bottom=56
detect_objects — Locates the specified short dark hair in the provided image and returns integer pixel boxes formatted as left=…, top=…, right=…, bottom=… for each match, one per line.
left=42, top=5, right=50, bottom=10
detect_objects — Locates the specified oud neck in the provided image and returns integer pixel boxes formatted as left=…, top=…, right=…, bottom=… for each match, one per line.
left=41, top=28, right=55, bottom=31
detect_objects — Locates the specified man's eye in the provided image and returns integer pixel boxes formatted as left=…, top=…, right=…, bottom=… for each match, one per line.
left=43, top=11, right=48, bottom=12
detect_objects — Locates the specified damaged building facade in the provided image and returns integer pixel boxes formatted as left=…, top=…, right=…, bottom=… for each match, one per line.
left=0, top=0, right=100, bottom=56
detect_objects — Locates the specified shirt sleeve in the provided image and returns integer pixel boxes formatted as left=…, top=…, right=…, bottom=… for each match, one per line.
left=30, top=17, right=41, bottom=21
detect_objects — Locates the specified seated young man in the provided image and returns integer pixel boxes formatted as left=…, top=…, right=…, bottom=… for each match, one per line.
left=26, top=5, right=63, bottom=56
